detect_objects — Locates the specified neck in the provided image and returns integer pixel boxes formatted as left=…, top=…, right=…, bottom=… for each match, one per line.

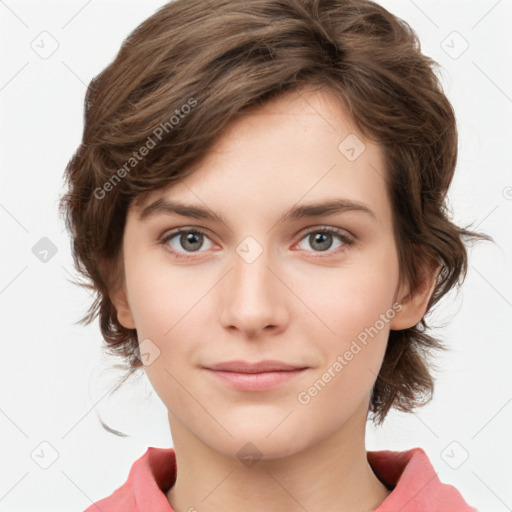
left=166, top=406, right=391, bottom=512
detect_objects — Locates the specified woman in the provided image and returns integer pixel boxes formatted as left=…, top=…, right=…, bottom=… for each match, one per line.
left=60, top=0, right=491, bottom=510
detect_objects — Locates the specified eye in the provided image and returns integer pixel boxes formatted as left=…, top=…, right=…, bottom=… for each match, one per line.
left=295, top=226, right=354, bottom=256
left=160, top=228, right=213, bottom=258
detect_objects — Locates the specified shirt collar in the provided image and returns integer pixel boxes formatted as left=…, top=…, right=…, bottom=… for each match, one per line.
left=368, top=447, right=477, bottom=511
left=122, top=446, right=476, bottom=511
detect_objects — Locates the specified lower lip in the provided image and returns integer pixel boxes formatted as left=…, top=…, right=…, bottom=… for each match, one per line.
left=204, top=368, right=307, bottom=391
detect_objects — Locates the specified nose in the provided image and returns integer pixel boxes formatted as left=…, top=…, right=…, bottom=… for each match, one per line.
left=219, top=242, right=289, bottom=339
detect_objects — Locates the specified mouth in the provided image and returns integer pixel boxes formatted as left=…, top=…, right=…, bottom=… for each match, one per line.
left=202, top=360, right=309, bottom=391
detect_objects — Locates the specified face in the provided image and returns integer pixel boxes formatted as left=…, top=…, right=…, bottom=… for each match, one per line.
left=113, top=88, right=412, bottom=460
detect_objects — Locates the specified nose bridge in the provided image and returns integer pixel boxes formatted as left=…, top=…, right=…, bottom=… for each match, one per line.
left=232, top=236, right=275, bottom=306
left=220, top=234, right=286, bottom=334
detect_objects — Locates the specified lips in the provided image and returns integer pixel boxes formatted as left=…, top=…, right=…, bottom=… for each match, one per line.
left=204, top=360, right=308, bottom=373
left=202, top=360, right=309, bottom=391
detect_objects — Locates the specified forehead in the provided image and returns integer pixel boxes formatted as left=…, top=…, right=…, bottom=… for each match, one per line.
left=132, top=88, right=391, bottom=230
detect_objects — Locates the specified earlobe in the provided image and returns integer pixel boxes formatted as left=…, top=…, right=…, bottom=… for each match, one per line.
left=110, top=287, right=136, bottom=330
left=390, top=261, right=439, bottom=331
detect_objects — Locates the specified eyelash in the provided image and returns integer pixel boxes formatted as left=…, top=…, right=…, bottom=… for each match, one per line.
left=159, top=226, right=355, bottom=260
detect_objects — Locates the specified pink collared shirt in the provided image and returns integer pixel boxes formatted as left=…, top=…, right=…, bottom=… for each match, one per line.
left=84, top=446, right=477, bottom=511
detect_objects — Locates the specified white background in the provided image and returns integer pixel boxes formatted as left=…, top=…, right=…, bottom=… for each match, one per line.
left=1, top=1, right=511, bottom=511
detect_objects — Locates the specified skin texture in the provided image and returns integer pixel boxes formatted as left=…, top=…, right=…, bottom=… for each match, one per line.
left=111, top=88, right=437, bottom=512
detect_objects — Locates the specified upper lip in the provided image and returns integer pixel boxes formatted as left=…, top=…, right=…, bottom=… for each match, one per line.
left=204, top=360, right=308, bottom=373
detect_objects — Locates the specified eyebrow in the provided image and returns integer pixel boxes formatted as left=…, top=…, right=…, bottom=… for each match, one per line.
left=139, top=197, right=377, bottom=224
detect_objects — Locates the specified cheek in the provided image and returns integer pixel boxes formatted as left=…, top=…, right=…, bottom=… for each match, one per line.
left=295, top=246, right=399, bottom=347
left=293, top=248, right=398, bottom=401
left=124, top=261, right=213, bottom=402
left=294, top=278, right=393, bottom=435
left=124, top=250, right=210, bottom=338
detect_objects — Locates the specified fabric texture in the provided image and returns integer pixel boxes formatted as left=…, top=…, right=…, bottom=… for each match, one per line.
left=84, top=446, right=477, bottom=511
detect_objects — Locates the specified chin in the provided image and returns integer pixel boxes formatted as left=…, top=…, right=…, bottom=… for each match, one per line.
left=204, top=424, right=312, bottom=462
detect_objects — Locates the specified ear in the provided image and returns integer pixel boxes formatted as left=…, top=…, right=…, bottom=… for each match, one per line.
left=390, top=255, right=440, bottom=331
left=110, top=284, right=136, bottom=330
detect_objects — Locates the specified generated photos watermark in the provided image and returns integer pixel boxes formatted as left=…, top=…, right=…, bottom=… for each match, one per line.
left=297, top=302, right=403, bottom=405
left=93, top=97, right=197, bottom=200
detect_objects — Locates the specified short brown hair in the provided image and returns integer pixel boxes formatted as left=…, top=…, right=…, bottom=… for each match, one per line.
left=59, top=0, right=493, bottom=426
